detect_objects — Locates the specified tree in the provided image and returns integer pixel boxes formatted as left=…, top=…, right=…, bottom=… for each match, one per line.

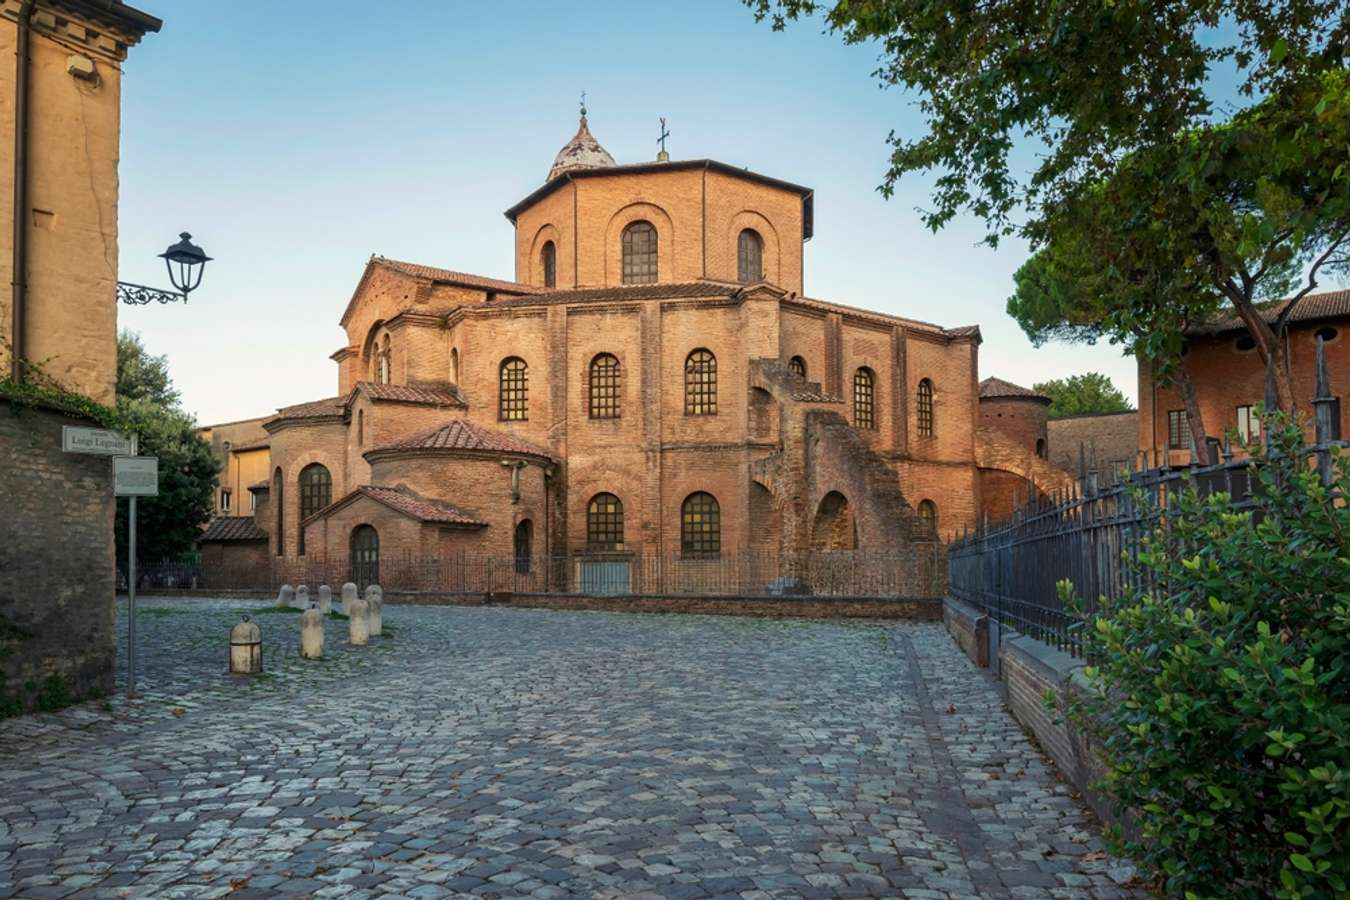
left=1062, top=419, right=1350, bottom=897
left=1033, top=374, right=1132, bottom=419
left=746, top=0, right=1350, bottom=410
left=114, top=332, right=215, bottom=566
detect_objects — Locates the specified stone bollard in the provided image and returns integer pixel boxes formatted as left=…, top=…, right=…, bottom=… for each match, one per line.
left=276, top=584, right=294, bottom=608
left=229, top=616, right=262, bottom=674
left=364, top=585, right=383, bottom=637
left=294, top=585, right=309, bottom=610
left=317, top=584, right=332, bottom=615
left=348, top=596, right=369, bottom=646
left=341, top=582, right=358, bottom=614
left=300, top=604, right=324, bottom=659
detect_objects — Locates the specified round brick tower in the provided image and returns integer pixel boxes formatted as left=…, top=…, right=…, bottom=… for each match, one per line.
left=979, top=377, right=1052, bottom=459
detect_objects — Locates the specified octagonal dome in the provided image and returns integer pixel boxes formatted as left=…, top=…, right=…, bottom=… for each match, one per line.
left=547, top=114, right=616, bottom=182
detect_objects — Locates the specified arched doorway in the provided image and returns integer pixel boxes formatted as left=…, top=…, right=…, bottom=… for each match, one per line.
left=350, top=525, right=379, bottom=588
left=812, top=491, right=856, bottom=550
left=513, top=520, right=532, bottom=575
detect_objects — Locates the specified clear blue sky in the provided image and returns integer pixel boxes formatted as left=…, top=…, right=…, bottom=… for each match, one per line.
left=116, top=0, right=1140, bottom=425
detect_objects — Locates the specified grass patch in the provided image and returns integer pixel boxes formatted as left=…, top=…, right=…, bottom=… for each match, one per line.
left=328, top=611, right=349, bottom=621
left=251, top=606, right=304, bottom=615
left=135, top=607, right=187, bottom=618
left=378, top=623, right=396, bottom=637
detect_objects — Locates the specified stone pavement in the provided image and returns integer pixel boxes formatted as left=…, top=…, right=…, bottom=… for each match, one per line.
left=0, top=599, right=1142, bottom=898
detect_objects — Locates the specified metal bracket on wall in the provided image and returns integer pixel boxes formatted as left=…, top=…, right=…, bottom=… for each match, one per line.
left=117, top=282, right=186, bottom=305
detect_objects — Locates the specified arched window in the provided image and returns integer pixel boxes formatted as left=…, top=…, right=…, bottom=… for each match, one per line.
left=273, top=468, right=284, bottom=557
left=917, top=500, right=937, bottom=536
left=514, top=520, right=532, bottom=574
left=684, top=349, right=717, bottom=416
left=350, top=524, right=379, bottom=587
left=377, top=334, right=391, bottom=384
left=681, top=492, right=721, bottom=559
left=737, top=229, right=763, bottom=283
left=541, top=241, right=557, bottom=288
left=621, top=220, right=658, bottom=284
left=297, top=464, right=332, bottom=556
left=499, top=357, right=528, bottom=421
left=588, top=353, right=621, bottom=419
left=917, top=378, right=934, bottom=437
left=357, top=409, right=365, bottom=447
left=587, top=493, right=624, bottom=551
left=449, top=347, right=459, bottom=384
left=854, top=367, right=876, bottom=430
left=1035, top=437, right=1046, bottom=459
left=788, top=355, right=807, bottom=379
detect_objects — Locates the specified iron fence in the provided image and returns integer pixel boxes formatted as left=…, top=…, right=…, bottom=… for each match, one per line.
left=949, top=411, right=1344, bottom=659
left=127, top=547, right=946, bottom=601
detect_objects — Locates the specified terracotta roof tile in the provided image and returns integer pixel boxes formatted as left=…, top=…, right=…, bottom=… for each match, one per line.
left=267, top=396, right=345, bottom=424
left=248, top=480, right=270, bottom=492
left=979, top=376, right=1051, bottom=402
left=1187, top=289, right=1350, bottom=336
left=374, top=257, right=543, bottom=295
left=348, top=381, right=466, bottom=408
left=350, top=486, right=485, bottom=526
left=228, top=436, right=270, bottom=452
left=198, top=517, right=268, bottom=543
left=372, top=419, right=554, bottom=460
left=488, top=281, right=739, bottom=308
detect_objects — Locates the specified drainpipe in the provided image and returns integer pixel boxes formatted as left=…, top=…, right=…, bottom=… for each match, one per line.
left=10, top=0, right=36, bottom=382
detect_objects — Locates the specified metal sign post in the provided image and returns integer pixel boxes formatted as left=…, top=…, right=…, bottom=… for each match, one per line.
left=114, top=445, right=157, bottom=699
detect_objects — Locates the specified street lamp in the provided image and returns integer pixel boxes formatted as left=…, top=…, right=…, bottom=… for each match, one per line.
left=117, top=232, right=212, bottom=304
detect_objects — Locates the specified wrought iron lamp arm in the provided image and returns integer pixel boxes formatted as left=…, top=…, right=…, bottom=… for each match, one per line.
left=117, top=281, right=187, bottom=305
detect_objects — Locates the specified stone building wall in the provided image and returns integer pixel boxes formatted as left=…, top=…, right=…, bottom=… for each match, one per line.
left=1047, top=411, right=1137, bottom=478
left=0, top=403, right=116, bottom=710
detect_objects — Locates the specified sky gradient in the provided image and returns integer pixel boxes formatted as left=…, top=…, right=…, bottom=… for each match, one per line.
left=115, top=0, right=1141, bottom=426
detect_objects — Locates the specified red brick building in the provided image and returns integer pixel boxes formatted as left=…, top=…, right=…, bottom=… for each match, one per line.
left=201, top=113, right=1055, bottom=592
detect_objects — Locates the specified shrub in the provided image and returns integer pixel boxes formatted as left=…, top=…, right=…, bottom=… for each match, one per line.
left=1065, top=416, right=1349, bottom=898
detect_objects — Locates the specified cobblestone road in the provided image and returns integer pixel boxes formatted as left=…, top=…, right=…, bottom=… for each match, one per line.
left=0, top=599, right=1140, bottom=899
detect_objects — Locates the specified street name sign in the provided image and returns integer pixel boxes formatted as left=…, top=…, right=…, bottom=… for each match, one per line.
left=62, top=426, right=132, bottom=456
left=113, top=456, right=159, bottom=496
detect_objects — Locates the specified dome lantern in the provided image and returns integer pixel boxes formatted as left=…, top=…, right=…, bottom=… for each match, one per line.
left=547, top=96, right=617, bottom=182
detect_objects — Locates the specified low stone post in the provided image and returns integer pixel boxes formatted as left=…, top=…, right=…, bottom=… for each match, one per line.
left=341, top=582, right=358, bottom=614
left=276, top=584, right=294, bottom=608
left=365, top=584, right=383, bottom=637
left=294, top=584, right=309, bottom=610
left=300, top=604, right=324, bottom=659
left=229, top=616, right=262, bottom=674
left=348, top=596, right=369, bottom=646
left=317, top=584, right=332, bottom=615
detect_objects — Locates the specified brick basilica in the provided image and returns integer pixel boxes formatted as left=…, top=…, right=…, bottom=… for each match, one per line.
left=199, top=111, right=1068, bottom=593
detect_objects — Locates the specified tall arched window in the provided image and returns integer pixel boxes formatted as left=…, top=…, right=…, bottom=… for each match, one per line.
left=854, top=367, right=876, bottom=430
left=681, top=492, right=721, bottom=559
left=587, top=493, right=624, bottom=551
left=297, top=463, right=332, bottom=556
left=351, top=524, right=379, bottom=587
left=684, top=349, right=717, bottom=416
left=1035, top=437, right=1046, bottom=459
left=377, top=335, right=391, bottom=384
left=788, top=355, right=807, bottom=379
left=917, top=500, right=937, bottom=536
left=514, top=520, right=532, bottom=574
left=737, top=229, right=763, bottom=283
left=621, top=220, right=658, bottom=284
left=499, top=357, right=528, bottom=421
left=357, top=409, right=365, bottom=447
left=917, top=378, right=934, bottom=437
left=273, top=468, right=285, bottom=557
left=588, top=353, right=621, bottom=419
left=541, top=240, right=557, bottom=288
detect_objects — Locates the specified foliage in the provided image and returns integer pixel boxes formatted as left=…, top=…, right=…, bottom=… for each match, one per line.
left=744, top=0, right=1347, bottom=246
left=115, top=331, right=179, bottom=407
left=0, top=338, right=124, bottom=430
left=114, top=332, right=217, bottom=566
left=1064, top=417, right=1350, bottom=898
left=1033, top=374, right=1132, bottom=419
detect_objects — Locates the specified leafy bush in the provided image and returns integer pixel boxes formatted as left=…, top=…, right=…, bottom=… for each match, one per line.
left=1065, top=416, right=1349, bottom=898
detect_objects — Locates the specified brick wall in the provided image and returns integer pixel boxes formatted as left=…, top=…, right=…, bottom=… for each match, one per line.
left=1047, top=411, right=1137, bottom=477
left=0, top=403, right=115, bottom=711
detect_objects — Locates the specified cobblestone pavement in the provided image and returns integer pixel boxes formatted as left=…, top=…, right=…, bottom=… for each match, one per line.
left=0, top=599, right=1142, bottom=899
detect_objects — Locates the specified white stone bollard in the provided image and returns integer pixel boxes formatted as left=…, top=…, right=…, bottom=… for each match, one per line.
left=229, top=616, right=262, bottom=674
left=348, top=596, right=369, bottom=646
left=294, top=584, right=309, bottom=610
left=317, top=584, right=332, bottom=615
left=276, top=584, right=294, bottom=608
left=341, top=582, right=358, bottom=614
left=299, top=605, right=324, bottom=659
left=364, top=585, right=383, bottom=637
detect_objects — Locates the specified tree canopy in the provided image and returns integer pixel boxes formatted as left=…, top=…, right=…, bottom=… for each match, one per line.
left=114, top=332, right=215, bottom=566
left=1033, top=374, right=1133, bottom=419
